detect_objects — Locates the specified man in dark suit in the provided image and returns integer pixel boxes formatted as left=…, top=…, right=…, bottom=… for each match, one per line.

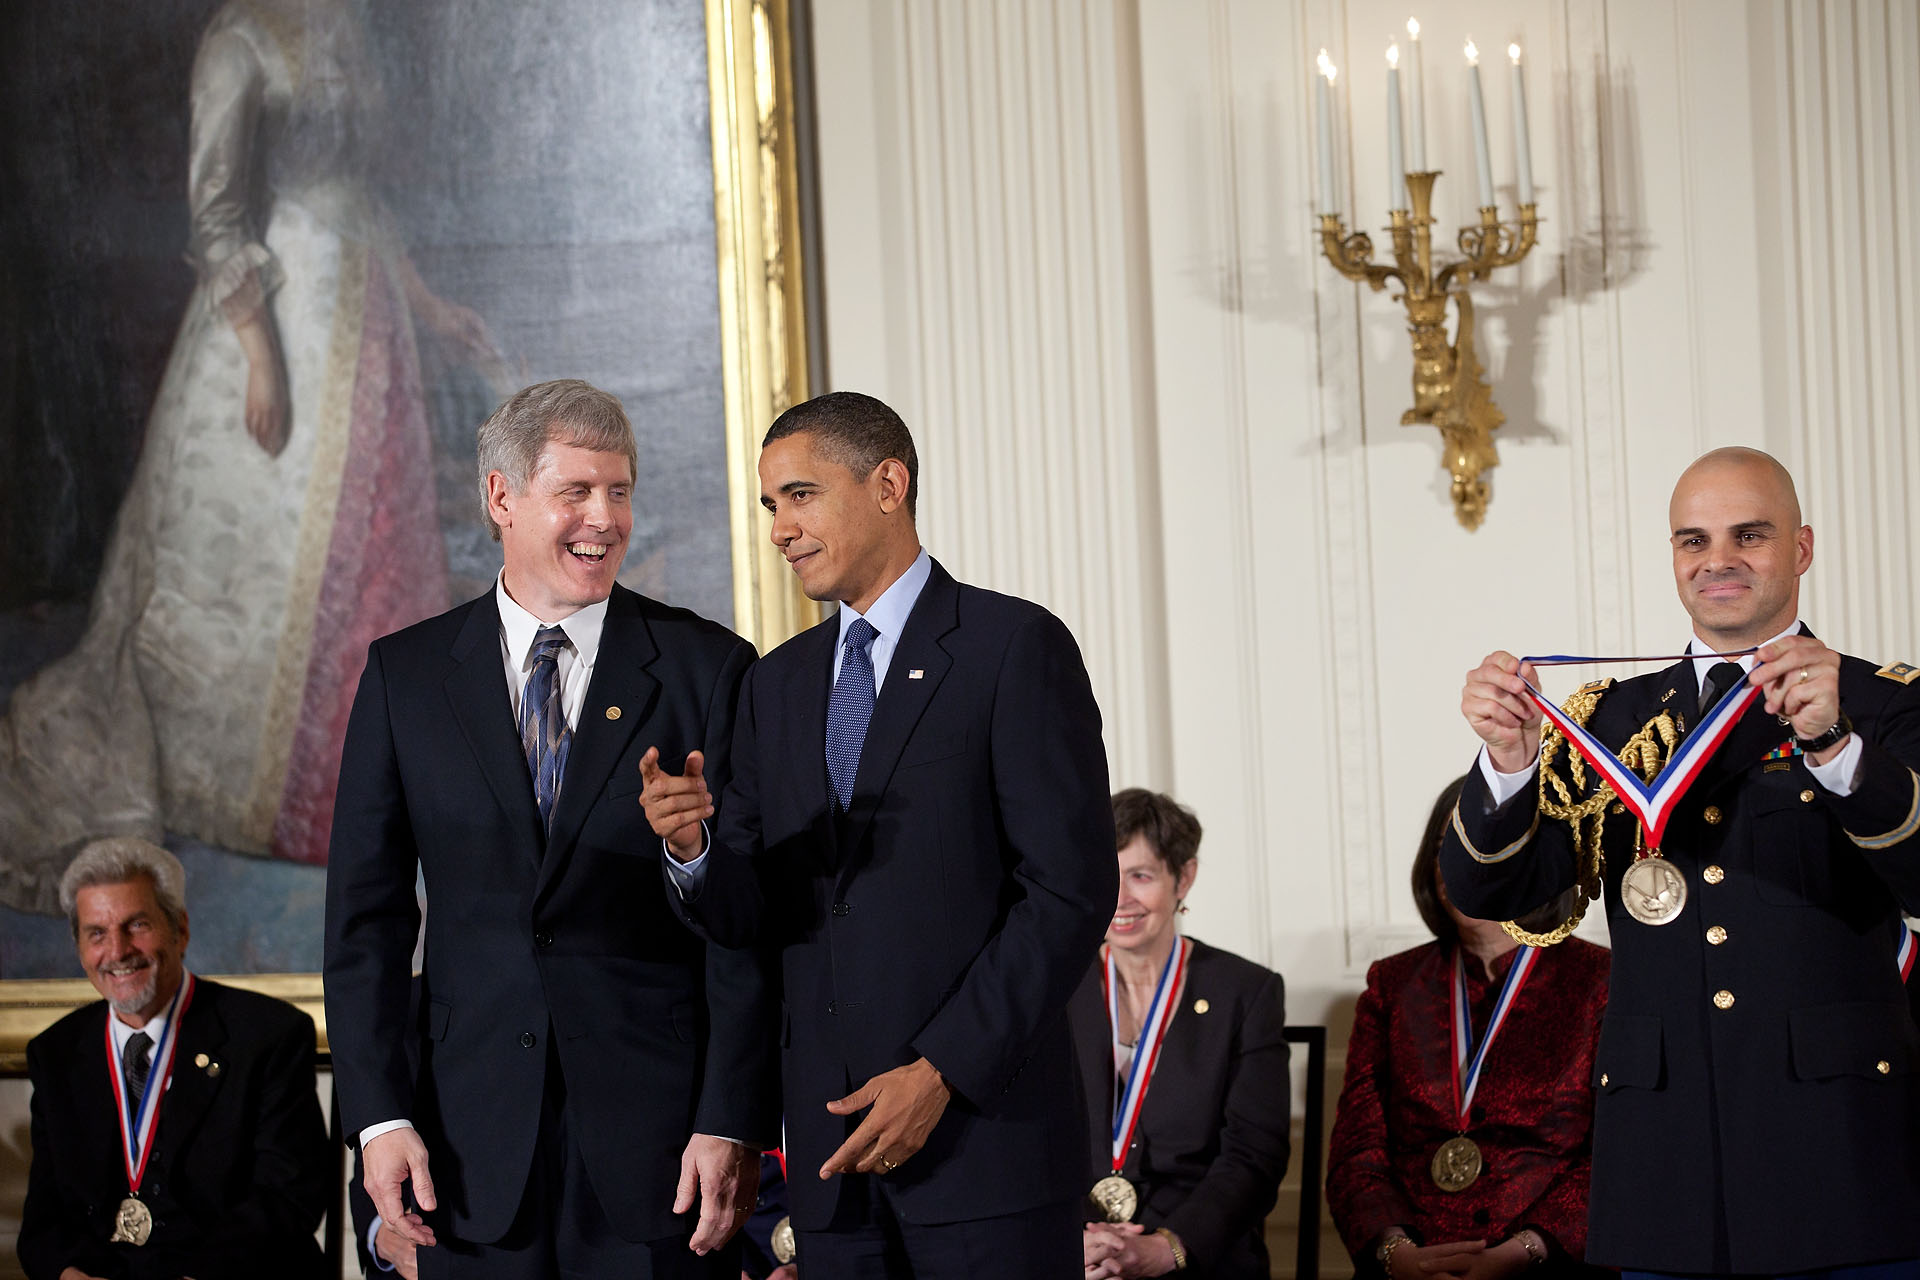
left=20, top=838, right=331, bottom=1280
left=641, top=391, right=1116, bottom=1279
left=324, top=380, right=776, bottom=1279
left=1443, top=447, right=1920, bottom=1276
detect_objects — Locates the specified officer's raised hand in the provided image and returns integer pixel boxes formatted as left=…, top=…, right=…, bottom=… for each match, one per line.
left=1462, top=651, right=1543, bottom=774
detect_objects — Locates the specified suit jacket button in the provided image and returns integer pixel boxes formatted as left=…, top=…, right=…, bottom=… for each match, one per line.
left=520, top=1031, right=538, bottom=1048
left=535, top=931, right=554, bottom=948
left=832, top=903, right=851, bottom=917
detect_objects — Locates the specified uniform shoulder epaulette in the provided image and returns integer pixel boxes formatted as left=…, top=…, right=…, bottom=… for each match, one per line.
left=1876, top=661, right=1920, bottom=685
left=1574, top=677, right=1613, bottom=696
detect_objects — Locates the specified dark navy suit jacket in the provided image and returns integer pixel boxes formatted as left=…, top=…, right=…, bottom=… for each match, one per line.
left=672, top=559, right=1116, bottom=1228
left=325, top=584, right=778, bottom=1244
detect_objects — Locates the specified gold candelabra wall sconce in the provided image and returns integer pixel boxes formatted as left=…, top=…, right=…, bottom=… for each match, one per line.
left=1318, top=174, right=1537, bottom=530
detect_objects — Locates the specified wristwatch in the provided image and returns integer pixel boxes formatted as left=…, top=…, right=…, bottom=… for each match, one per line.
left=1796, top=709, right=1853, bottom=754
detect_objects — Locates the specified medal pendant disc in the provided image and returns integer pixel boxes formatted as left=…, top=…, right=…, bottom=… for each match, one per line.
left=1622, top=855, right=1688, bottom=926
left=1430, top=1136, right=1483, bottom=1192
left=771, top=1215, right=797, bottom=1264
left=109, top=1195, right=153, bottom=1246
left=1090, top=1174, right=1138, bottom=1223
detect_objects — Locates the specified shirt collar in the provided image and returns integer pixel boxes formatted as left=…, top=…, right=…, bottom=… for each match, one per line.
left=837, top=548, right=932, bottom=648
left=496, top=573, right=609, bottom=670
left=1688, top=619, right=1803, bottom=693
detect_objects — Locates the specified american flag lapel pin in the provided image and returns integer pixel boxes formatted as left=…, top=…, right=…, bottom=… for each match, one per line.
left=908, top=669, right=925, bottom=680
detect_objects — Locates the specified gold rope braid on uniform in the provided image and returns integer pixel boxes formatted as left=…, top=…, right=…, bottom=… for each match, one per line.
left=1499, top=680, right=1681, bottom=947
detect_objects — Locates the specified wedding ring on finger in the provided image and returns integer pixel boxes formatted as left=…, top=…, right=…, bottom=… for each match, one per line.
left=1798, top=667, right=1812, bottom=684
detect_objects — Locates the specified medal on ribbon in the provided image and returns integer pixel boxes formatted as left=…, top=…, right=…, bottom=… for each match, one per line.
left=1522, top=650, right=1761, bottom=927
left=104, top=972, right=195, bottom=1246
left=1094, top=937, right=1191, bottom=1222
left=1434, top=945, right=1537, bottom=1192
left=1899, top=922, right=1916, bottom=985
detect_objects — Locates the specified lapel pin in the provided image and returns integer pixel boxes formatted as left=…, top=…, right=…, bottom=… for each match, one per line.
left=605, top=706, right=622, bottom=721
left=205, top=1060, right=221, bottom=1078
left=1192, top=998, right=1210, bottom=1015
left=908, top=669, right=925, bottom=680
left=193, top=1052, right=209, bottom=1069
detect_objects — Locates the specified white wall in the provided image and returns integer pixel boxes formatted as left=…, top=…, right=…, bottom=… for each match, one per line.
left=811, top=0, right=1920, bottom=1046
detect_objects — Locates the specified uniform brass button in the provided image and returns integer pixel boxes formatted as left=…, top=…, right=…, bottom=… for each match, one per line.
left=1713, top=989, right=1735, bottom=1010
left=1599, top=1073, right=1609, bottom=1086
left=1877, top=1060, right=1892, bottom=1075
left=1702, top=806, right=1722, bottom=825
left=1706, top=925, right=1727, bottom=945
left=1800, top=789, right=1815, bottom=803
left=1703, top=865, right=1725, bottom=885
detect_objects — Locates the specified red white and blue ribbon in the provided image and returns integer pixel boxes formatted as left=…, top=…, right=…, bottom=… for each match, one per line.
left=1449, top=945, right=1539, bottom=1129
left=1103, top=936, right=1191, bottom=1175
left=103, top=971, right=195, bottom=1197
left=1899, top=922, right=1916, bottom=984
left=1521, top=653, right=1761, bottom=852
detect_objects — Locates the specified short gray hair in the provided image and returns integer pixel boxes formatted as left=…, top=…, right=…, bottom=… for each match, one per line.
left=59, top=838, right=188, bottom=938
left=476, top=379, right=640, bottom=540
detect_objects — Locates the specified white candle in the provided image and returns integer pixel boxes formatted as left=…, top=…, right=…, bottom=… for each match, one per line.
left=1509, top=43, right=1534, bottom=204
left=1465, top=39, right=1495, bottom=207
left=1315, top=50, right=1339, bottom=214
left=1406, top=18, right=1427, bottom=171
left=1386, top=44, right=1406, bottom=209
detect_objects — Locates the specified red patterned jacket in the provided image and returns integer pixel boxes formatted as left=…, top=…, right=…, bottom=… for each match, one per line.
left=1328, top=937, right=1609, bottom=1266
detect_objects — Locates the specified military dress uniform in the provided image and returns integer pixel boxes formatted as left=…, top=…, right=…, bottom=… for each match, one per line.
left=1440, top=643, right=1920, bottom=1275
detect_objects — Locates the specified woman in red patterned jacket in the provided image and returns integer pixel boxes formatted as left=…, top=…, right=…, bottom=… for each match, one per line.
left=1329, top=778, right=1611, bottom=1279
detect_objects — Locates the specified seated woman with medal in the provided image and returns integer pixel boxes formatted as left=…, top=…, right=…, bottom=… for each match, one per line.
left=1067, top=789, right=1291, bottom=1280
left=1328, top=778, right=1610, bottom=1279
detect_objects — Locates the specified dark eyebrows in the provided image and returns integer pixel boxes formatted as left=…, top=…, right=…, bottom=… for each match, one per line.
left=1671, top=519, right=1776, bottom=542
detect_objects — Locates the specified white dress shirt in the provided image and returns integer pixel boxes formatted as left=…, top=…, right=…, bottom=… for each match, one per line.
left=1479, top=620, right=1862, bottom=805
left=666, top=548, right=933, bottom=892
left=358, top=577, right=611, bottom=1153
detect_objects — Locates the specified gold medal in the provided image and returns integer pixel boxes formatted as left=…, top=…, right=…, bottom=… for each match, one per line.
left=109, top=1195, right=153, bottom=1245
left=1621, top=855, right=1687, bottom=926
left=770, top=1215, right=797, bottom=1264
left=1090, top=1173, right=1138, bottom=1223
left=1430, top=1135, right=1483, bottom=1192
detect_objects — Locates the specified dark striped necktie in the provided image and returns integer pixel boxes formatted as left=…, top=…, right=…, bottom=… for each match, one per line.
left=123, top=1030, right=152, bottom=1117
left=520, top=626, right=572, bottom=830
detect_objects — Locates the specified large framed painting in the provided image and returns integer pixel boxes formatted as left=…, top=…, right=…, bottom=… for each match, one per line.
left=0, top=0, right=814, bottom=1058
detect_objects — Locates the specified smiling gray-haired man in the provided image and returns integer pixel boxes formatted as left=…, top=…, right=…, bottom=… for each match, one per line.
left=19, top=837, right=331, bottom=1280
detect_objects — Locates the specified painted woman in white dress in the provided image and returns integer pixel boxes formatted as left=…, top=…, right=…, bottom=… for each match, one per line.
left=0, top=0, right=492, bottom=911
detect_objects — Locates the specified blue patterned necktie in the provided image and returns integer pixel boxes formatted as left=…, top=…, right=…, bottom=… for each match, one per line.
left=825, top=618, right=879, bottom=810
left=519, top=626, right=572, bottom=830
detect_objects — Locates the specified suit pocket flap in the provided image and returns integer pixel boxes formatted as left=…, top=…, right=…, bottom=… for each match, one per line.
left=900, top=732, right=965, bottom=768
left=1790, top=1002, right=1915, bottom=1080
left=426, top=998, right=452, bottom=1042
left=1594, top=1013, right=1663, bottom=1091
